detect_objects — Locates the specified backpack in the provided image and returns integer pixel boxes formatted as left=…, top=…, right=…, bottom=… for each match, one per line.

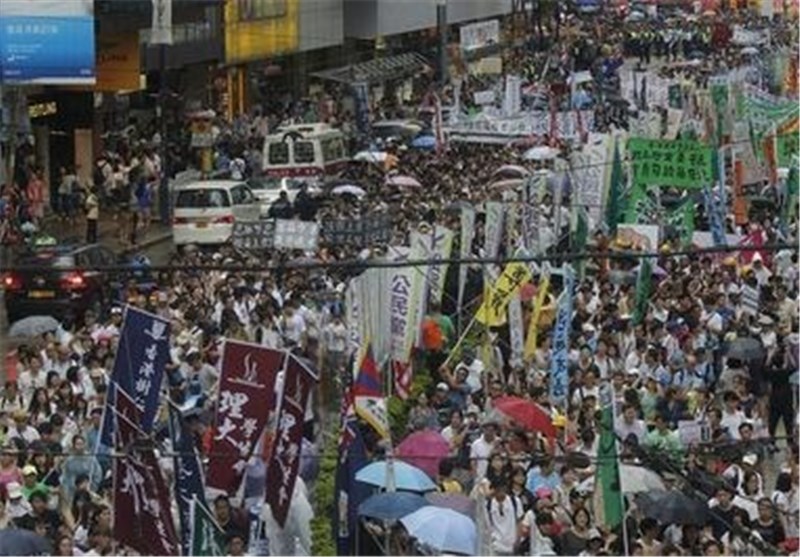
left=486, top=495, right=520, bottom=528
left=421, top=317, right=444, bottom=352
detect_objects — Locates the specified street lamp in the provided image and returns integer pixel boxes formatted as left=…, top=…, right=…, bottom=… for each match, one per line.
left=437, top=0, right=448, bottom=84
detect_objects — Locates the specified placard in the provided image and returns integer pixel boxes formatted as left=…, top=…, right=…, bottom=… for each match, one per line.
left=628, top=138, right=714, bottom=188
left=459, top=19, right=499, bottom=51
left=322, top=214, right=393, bottom=248
left=232, top=220, right=275, bottom=250
left=474, top=90, right=496, bottom=105
left=274, top=219, right=319, bottom=251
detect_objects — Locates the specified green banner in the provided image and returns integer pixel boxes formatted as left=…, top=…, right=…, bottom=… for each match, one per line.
left=191, top=498, right=226, bottom=556
left=777, top=124, right=799, bottom=166
left=629, top=138, right=714, bottom=188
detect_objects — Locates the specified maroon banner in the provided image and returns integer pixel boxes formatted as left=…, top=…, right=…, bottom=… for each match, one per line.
left=266, top=355, right=318, bottom=527
left=112, top=389, right=180, bottom=555
left=207, top=340, right=285, bottom=493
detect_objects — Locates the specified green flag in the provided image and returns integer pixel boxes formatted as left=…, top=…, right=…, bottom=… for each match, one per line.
left=632, top=258, right=652, bottom=326
left=605, top=139, right=623, bottom=234
left=191, top=497, right=226, bottom=556
left=592, top=398, right=623, bottom=531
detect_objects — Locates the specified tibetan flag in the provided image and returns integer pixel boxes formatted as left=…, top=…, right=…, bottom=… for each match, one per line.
left=353, top=345, right=390, bottom=439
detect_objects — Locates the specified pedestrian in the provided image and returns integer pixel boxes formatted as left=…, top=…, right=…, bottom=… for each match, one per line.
left=84, top=186, right=99, bottom=244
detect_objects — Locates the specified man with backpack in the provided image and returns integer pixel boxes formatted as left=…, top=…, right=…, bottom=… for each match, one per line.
left=486, top=477, right=523, bottom=556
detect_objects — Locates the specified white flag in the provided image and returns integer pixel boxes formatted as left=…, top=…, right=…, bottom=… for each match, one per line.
left=151, top=0, right=173, bottom=45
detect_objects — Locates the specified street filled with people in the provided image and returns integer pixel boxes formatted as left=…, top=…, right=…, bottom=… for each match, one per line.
left=0, top=2, right=798, bottom=556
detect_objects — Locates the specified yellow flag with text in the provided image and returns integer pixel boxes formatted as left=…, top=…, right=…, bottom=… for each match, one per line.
left=475, top=263, right=532, bottom=327
left=524, top=275, right=550, bottom=361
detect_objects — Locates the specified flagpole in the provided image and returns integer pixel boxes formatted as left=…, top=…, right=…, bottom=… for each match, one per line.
left=440, top=311, right=480, bottom=369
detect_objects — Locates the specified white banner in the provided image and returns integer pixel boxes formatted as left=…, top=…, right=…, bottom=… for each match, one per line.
left=273, top=219, right=319, bottom=251
left=483, top=202, right=505, bottom=260
left=150, top=0, right=173, bottom=45
left=508, top=294, right=524, bottom=369
left=428, top=226, right=454, bottom=307
left=459, top=19, right=499, bottom=51
left=570, top=134, right=610, bottom=230
left=732, top=26, right=770, bottom=46
left=503, top=75, right=522, bottom=116
left=386, top=247, right=417, bottom=364
left=474, top=90, right=496, bottom=105
left=458, top=206, right=476, bottom=312
left=445, top=110, right=595, bottom=139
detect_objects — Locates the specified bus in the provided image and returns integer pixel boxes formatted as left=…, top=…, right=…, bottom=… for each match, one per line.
left=262, top=123, right=349, bottom=181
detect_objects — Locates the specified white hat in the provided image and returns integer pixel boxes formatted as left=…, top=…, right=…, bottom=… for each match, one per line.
left=6, top=482, right=22, bottom=500
left=627, top=367, right=640, bottom=376
left=727, top=284, right=740, bottom=295
left=436, top=382, right=450, bottom=392
left=742, top=453, right=758, bottom=466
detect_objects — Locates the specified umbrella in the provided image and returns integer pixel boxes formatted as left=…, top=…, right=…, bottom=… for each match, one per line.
left=395, top=431, right=451, bottom=479
left=522, top=146, right=560, bottom=161
left=331, top=185, right=367, bottom=197
left=492, top=396, right=557, bottom=437
left=401, top=506, right=477, bottom=556
left=0, top=529, right=52, bottom=556
left=741, top=46, right=759, bottom=55
left=725, top=337, right=764, bottom=361
left=489, top=178, right=524, bottom=191
left=492, top=164, right=531, bottom=179
left=411, top=135, right=437, bottom=149
left=358, top=492, right=428, bottom=521
left=353, top=151, right=388, bottom=164
left=8, top=315, right=61, bottom=338
left=425, top=493, right=476, bottom=518
left=355, top=461, right=437, bottom=492
left=635, top=490, right=708, bottom=525
left=578, top=464, right=666, bottom=494
left=385, top=175, right=422, bottom=189
left=790, top=372, right=799, bottom=386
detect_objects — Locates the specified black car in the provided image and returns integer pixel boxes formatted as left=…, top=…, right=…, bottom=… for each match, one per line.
left=3, top=243, right=121, bottom=324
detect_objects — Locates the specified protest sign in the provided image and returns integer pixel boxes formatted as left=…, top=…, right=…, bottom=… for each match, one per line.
left=459, top=19, right=499, bottom=51
left=274, top=219, right=320, bottom=251
left=629, top=138, right=714, bottom=188
left=232, top=220, right=275, bottom=250
left=322, top=214, right=393, bottom=247
left=475, top=261, right=531, bottom=327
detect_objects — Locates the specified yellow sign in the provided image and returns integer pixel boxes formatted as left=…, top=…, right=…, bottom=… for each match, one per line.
left=524, top=275, right=550, bottom=361
left=28, top=102, right=57, bottom=119
left=96, top=34, right=141, bottom=92
left=225, top=0, right=298, bottom=64
left=476, top=262, right=532, bottom=327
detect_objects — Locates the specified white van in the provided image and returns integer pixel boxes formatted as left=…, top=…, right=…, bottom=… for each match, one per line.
left=172, top=180, right=260, bottom=245
left=262, top=123, right=348, bottom=181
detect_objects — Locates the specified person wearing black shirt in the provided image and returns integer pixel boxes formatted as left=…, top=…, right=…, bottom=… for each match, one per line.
left=709, top=483, right=741, bottom=541
left=14, top=491, right=61, bottom=540
left=752, top=497, right=786, bottom=548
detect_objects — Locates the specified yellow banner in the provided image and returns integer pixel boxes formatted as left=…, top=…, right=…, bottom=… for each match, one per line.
left=475, top=262, right=531, bottom=327
left=225, top=0, right=299, bottom=64
left=96, top=34, right=141, bottom=92
left=524, top=275, right=550, bottom=361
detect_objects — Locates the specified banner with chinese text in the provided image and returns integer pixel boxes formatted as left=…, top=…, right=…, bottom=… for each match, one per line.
left=628, top=138, right=714, bottom=188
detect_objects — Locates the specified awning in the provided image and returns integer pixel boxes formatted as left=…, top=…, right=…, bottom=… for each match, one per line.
left=311, top=52, right=430, bottom=85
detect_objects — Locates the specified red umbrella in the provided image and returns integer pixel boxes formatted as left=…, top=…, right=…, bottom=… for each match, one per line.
left=395, top=430, right=450, bottom=479
left=493, top=396, right=557, bottom=438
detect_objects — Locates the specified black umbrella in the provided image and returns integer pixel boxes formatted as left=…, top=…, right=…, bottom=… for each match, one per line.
left=635, top=491, right=708, bottom=526
left=725, top=337, right=764, bottom=362
left=0, top=528, right=52, bottom=556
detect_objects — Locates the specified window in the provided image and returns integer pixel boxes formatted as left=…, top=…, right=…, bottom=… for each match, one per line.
left=175, top=189, right=231, bottom=208
left=294, top=141, right=315, bottom=164
left=268, top=142, right=289, bottom=165
left=238, top=0, right=286, bottom=21
left=230, top=185, right=254, bottom=205
left=321, top=137, right=346, bottom=163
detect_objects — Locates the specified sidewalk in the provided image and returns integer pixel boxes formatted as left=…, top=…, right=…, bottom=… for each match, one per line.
left=39, top=213, right=172, bottom=255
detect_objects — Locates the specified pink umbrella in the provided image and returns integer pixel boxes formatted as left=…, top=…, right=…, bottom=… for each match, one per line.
left=385, top=174, right=422, bottom=188
left=395, top=430, right=450, bottom=479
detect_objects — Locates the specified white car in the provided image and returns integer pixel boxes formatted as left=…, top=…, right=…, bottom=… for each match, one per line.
left=247, top=177, right=321, bottom=217
left=172, top=180, right=260, bottom=245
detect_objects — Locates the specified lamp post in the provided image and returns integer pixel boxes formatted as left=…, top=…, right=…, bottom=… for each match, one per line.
left=436, top=0, right=448, bottom=85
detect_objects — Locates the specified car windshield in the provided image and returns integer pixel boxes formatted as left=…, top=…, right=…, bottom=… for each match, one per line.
left=247, top=178, right=282, bottom=191
left=175, top=189, right=231, bottom=208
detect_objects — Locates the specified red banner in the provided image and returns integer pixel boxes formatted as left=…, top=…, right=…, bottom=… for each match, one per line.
left=207, top=340, right=285, bottom=493
left=266, top=355, right=318, bottom=527
left=113, top=390, right=180, bottom=556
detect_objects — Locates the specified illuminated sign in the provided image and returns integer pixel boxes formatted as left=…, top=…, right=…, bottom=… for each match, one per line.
left=28, top=102, right=57, bottom=119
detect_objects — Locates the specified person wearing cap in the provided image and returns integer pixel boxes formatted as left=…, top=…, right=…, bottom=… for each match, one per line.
left=20, top=464, right=47, bottom=501
left=13, top=490, right=61, bottom=539
left=5, top=481, right=31, bottom=520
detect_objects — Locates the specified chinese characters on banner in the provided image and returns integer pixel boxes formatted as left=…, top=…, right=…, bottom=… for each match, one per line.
left=321, top=214, right=393, bottom=248
left=475, top=262, right=532, bottom=327
left=113, top=389, right=180, bottom=556
left=232, top=220, right=276, bottom=250
left=550, top=268, right=575, bottom=405
left=628, top=138, right=714, bottom=188
left=190, top=496, right=226, bottom=556
left=207, top=341, right=285, bottom=494
left=266, top=355, right=318, bottom=527
left=169, top=404, right=206, bottom=556
left=100, top=307, right=171, bottom=447
left=274, top=219, right=320, bottom=251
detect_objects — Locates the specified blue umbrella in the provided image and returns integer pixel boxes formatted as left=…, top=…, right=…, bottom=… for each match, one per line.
left=358, top=492, right=427, bottom=521
left=355, top=461, right=437, bottom=492
left=0, top=529, right=52, bottom=556
left=401, top=506, right=477, bottom=555
left=411, top=134, right=437, bottom=150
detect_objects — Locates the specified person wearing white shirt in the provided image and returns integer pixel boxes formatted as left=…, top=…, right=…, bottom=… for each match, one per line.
left=485, top=479, right=523, bottom=556
left=282, top=304, right=306, bottom=348
left=17, top=357, right=47, bottom=408
left=720, top=391, right=746, bottom=440
left=615, top=403, right=647, bottom=444
left=455, top=349, right=485, bottom=394
left=470, top=422, right=498, bottom=480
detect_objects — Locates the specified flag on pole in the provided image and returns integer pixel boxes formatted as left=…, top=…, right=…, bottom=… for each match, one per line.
left=150, top=0, right=173, bottom=45
left=572, top=205, right=588, bottom=278
left=335, top=391, right=370, bottom=556
left=168, top=403, right=206, bottom=556
left=353, top=344, right=390, bottom=439
left=190, top=496, right=226, bottom=556
left=592, top=388, right=623, bottom=531
left=632, top=259, right=652, bottom=326
left=524, top=274, right=550, bottom=362
left=549, top=268, right=574, bottom=405
left=605, top=139, right=624, bottom=235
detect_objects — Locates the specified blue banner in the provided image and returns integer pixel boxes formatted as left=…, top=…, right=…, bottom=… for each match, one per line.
left=549, top=267, right=575, bottom=405
left=703, top=185, right=727, bottom=247
left=100, top=307, right=171, bottom=447
left=0, top=0, right=95, bottom=84
left=168, top=404, right=206, bottom=557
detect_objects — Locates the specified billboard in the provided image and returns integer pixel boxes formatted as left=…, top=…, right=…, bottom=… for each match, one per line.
left=0, top=0, right=95, bottom=84
left=225, top=0, right=298, bottom=64
left=96, top=34, right=141, bottom=92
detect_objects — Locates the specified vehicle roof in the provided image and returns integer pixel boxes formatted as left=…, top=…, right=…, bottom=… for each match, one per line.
left=173, top=180, right=247, bottom=191
left=373, top=119, right=423, bottom=128
left=16, top=242, right=104, bottom=264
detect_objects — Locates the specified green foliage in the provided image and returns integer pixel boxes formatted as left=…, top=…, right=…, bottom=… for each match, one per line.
left=311, top=425, right=339, bottom=556
left=387, top=369, right=433, bottom=438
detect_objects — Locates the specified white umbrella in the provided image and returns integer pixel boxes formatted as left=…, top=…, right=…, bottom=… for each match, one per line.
left=8, top=316, right=61, bottom=338
left=489, top=178, right=524, bottom=191
left=385, top=175, right=422, bottom=189
left=331, top=185, right=367, bottom=197
left=578, top=463, right=666, bottom=494
left=492, top=164, right=531, bottom=179
left=522, top=146, right=560, bottom=161
left=741, top=46, right=759, bottom=56
left=353, top=151, right=388, bottom=164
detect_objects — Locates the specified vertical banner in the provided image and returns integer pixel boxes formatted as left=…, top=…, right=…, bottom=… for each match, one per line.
left=504, top=74, right=522, bottom=116
left=100, top=307, right=171, bottom=447
left=507, top=295, right=524, bottom=369
left=522, top=176, right=541, bottom=255
left=207, top=341, right=285, bottom=494
left=266, top=356, right=318, bottom=527
left=733, top=157, right=748, bottom=226
left=387, top=246, right=416, bottom=399
left=632, top=259, right=652, bottom=326
left=169, top=404, right=206, bottom=557
left=113, top=389, right=180, bottom=556
left=549, top=268, right=575, bottom=406
left=150, top=0, right=173, bottom=45
left=353, top=82, right=371, bottom=143
left=457, top=206, right=476, bottom=314
left=428, top=226, right=454, bottom=307
left=484, top=202, right=505, bottom=260
left=190, top=497, right=226, bottom=556
left=524, top=273, right=550, bottom=361
left=475, top=262, right=532, bottom=327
